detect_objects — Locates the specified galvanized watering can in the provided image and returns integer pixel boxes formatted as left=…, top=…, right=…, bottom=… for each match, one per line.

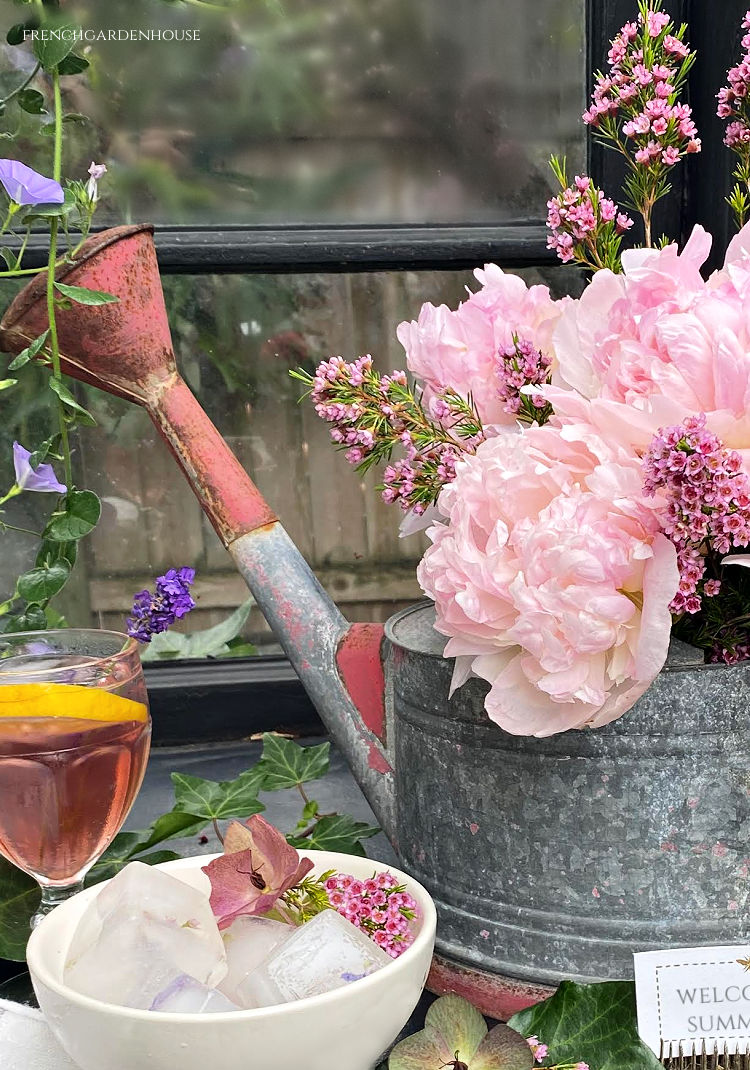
left=4, top=224, right=750, bottom=1018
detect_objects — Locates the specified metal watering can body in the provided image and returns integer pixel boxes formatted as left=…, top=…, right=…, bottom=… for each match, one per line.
left=5, top=225, right=750, bottom=1020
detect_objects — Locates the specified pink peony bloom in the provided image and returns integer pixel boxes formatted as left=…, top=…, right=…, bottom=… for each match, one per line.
left=417, top=426, right=678, bottom=737
left=396, top=265, right=562, bottom=427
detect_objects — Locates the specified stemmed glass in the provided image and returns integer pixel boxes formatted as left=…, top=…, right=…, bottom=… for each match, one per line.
left=0, top=629, right=151, bottom=926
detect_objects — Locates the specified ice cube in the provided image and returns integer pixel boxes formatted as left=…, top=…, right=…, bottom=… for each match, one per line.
left=150, top=975, right=240, bottom=1014
left=218, top=916, right=292, bottom=1006
left=238, top=909, right=392, bottom=1008
left=64, top=862, right=227, bottom=1009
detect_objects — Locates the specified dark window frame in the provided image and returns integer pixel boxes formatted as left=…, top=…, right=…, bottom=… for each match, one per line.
left=18, top=0, right=746, bottom=738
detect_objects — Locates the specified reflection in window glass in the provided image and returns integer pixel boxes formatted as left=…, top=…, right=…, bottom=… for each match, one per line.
left=0, top=0, right=586, bottom=224
left=0, top=268, right=583, bottom=654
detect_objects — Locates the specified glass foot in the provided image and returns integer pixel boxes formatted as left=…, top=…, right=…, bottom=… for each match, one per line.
left=31, top=880, right=85, bottom=929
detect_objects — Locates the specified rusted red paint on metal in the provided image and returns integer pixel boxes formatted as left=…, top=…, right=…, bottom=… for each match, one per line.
left=155, top=378, right=277, bottom=545
left=0, top=224, right=278, bottom=546
left=367, top=742, right=392, bottom=774
left=427, top=954, right=554, bottom=1022
left=336, top=624, right=387, bottom=742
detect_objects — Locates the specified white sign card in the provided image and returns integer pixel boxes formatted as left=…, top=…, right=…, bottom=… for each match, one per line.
left=634, top=945, right=750, bottom=1056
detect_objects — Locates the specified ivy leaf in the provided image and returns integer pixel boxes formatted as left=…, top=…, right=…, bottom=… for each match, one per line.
left=141, top=809, right=209, bottom=848
left=56, top=53, right=89, bottom=76
left=17, top=561, right=70, bottom=604
left=17, top=89, right=45, bottom=115
left=171, top=767, right=266, bottom=822
left=48, top=376, right=96, bottom=426
left=45, top=489, right=101, bottom=542
left=0, top=856, right=40, bottom=961
left=260, top=733, right=330, bottom=791
left=8, top=329, right=49, bottom=371
left=54, top=281, right=118, bottom=306
left=509, top=981, right=661, bottom=1070
left=287, top=814, right=379, bottom=856
left=87, top=839, right=181, bottom=886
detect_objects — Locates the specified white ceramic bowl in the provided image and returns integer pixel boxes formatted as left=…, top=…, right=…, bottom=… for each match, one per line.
left=27, top=852, right=436, bottom=1070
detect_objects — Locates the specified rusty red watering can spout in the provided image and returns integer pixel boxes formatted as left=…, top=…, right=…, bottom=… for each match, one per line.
left=0, top=224, right=396, bottom=838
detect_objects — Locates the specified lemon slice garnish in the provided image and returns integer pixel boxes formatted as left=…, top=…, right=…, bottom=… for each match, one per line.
left=0, top=683, right=148, bottom=723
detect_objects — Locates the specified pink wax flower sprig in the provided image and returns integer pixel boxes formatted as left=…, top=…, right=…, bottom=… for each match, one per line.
left=547, top=161, right=634, bottom=272
left=580, top=0, right=699, bottom=248
left=292, top=356, right=485, bottom=515
left=323, top=871, right=419, bottom=959
left=643, top=415, right=750, bottom=619
left=495, top=334, right=554, bottom=424
left=718, top=10, right=750, bottom=228
left=528, top=1037, right=589, bottom=1070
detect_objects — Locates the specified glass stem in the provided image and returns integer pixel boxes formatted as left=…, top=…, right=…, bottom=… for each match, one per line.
left=31, top=879, right=85, bottom=929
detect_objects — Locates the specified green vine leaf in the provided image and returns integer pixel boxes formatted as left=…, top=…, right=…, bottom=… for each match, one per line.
left=48, top=377, right=96, bottom=426
left=287, top=814, right=379, bottom=856
left=45, top=489, right=101, bottom=542
left=8, top=330, right=49, bottom=371
left=54, top=281, right=118, bottom=306
left=16, top=560, right=70, bottom=604
left=260, top=732, right=330, bottom=791
left=32, top=20, right=77, bottom=70
left=171, top=767, right=266, bottom=822
left=17, top=89, right=45, bottom=115
left=509, top=981, right=661, bottom=1070
left=56, top=53, right=89, bottom=76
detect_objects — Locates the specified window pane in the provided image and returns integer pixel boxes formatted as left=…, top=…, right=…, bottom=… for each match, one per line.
left=0, top=268, right=583, bottom=654
left=0, top=0, right=586, bottom=224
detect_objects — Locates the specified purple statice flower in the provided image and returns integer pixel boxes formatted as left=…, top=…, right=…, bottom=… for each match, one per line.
left=643, top=414, right=750, bottom=616
left=12, top=442, right=66, bottom=494
left=126, top=567, right=196, bottom=643
left=0, top=160, right=64, bottom=206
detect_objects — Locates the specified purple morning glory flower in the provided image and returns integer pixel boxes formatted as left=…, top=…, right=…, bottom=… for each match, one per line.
left=127, top=567, right=196, bottom=643
left=13, top=442, right=67, bottom=494
left=0, top=159, right=64, bottom=206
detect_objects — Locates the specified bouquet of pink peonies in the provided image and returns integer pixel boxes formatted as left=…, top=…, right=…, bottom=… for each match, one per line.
left=294, top=1, right=750, bottom=738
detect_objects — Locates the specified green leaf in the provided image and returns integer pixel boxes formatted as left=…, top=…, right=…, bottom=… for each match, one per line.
left=302, top=799, right=319, bottom=822
left=56, top=52, right=89, bottom=76
left=0, top=247, right=15, bottom=270
left=88, top=845, right=181, bottom=886
left=54, top=281, right=118, bottom=306
left=32, top=21, right=77, bottom=70
left=45, top=489, right=101, bottom=542
left=260, top=733, right=330, bottom=791
left=17, top=88, right=45, bottom=114
left=17, top=561, right=70, bottom=604
left=509, top=981, right=661, bottom=1070
left=6, top=23, right=32, bottom=47
left=22, top=190, right=75, bottom=223
left=0, top=856, right=40, bottom=961
left=4, top=605, right=47, bottom=632
left=140, top=599, right=254, bottom=662
left=8, top=329, right=49, bottom=370
left=171, top=767, right=266, bottom=822
left=0, top=378, right=17, bottom=391
left=36, top=535, right=76, bottom=570
left=141, top=810, right=209, bottom=848
left=48, top=376, right=96, bottom=426
left=287, top=813, right=378, bottom=856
